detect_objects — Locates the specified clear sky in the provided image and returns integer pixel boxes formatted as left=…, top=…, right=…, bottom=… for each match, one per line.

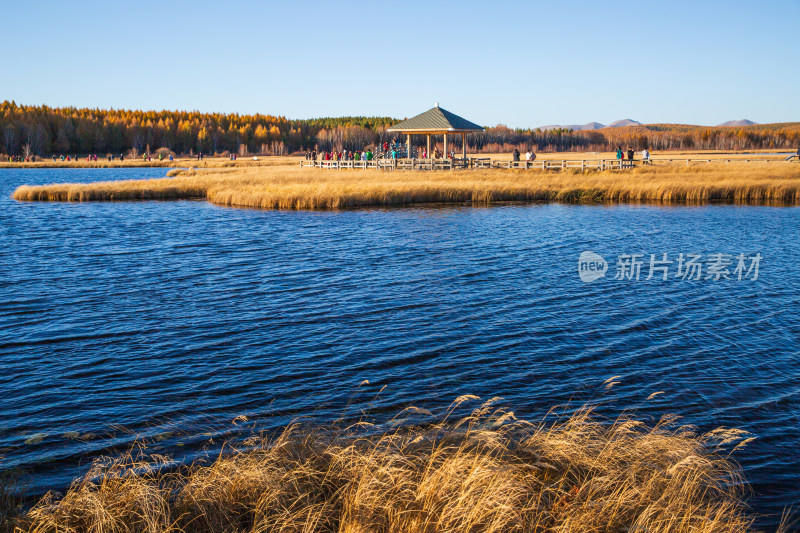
left=4, top=0, right=799, bottom=128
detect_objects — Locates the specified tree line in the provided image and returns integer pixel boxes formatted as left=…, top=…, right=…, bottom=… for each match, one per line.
left=468, top=123, right=800, bottom=153
left=0, top=101, right=395, bottom=157
left=2, top=101, right=798, bottom=157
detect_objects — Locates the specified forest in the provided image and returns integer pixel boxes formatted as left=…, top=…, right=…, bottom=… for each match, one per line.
left=2, top=101, right=799, bottom=157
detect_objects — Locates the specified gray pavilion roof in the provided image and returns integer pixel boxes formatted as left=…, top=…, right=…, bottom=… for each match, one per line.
left=387, top=106, right=485, bottom=132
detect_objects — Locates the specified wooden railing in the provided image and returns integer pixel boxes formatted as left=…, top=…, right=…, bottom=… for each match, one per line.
left=299, top=157, right=798, bottom=171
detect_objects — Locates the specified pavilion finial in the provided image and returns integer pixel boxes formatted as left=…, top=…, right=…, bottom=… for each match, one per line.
left=435, top=102, right=439, bottom=108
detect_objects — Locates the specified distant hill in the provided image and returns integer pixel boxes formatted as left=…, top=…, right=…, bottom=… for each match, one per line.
left=538, top=120, right=640, bottom=131
left=578, top=122, right=606, bottom=130
left=539, top=122, right=604, bottom=131
left=607, top=119, right=642, bottom=128
left=717, top=119, right=757, bottom=127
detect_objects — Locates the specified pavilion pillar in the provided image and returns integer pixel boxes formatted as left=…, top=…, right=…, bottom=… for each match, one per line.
left=407, top=134, right=412, bottom=159
left=426, top=135, right=431, bottom=159
left=443, top=133, right=448, bottom=157
left=462, top=133, right=466, bottom=160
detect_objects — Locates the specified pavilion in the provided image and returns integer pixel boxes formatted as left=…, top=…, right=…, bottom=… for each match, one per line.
left=387, top=104, right=485, bottom=159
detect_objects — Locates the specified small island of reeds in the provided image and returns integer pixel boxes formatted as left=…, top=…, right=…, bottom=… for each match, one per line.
left=1, top=399, right=766, bottom=533
left=11, top=160, right=800, bottom=209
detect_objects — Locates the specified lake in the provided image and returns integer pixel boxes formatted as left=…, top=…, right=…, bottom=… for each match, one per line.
left=1, top=168, right=799, bottom=530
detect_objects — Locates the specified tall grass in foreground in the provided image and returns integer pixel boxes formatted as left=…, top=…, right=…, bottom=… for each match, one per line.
left=12, top=162, right=800, bottom=209
left=2, top=398, right=767, bottom=533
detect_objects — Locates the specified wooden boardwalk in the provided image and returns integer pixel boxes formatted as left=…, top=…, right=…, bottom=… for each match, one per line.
left=300, top=157, right=799, bottom=171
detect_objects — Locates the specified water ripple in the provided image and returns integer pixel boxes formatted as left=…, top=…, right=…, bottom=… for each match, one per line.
left=1, top=169, right=799, bottom=530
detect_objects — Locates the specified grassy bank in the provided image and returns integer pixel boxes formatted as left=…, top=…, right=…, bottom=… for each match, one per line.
left=0, top=156, right=297, bottom=170
left=2, top=399, right=762, bottom=533
left=1, top=151, right=795, bottom=169
left=12, top=161, right=800, bottom=209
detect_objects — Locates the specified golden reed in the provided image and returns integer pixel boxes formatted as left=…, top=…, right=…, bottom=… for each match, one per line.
left=12, top=162, right=800, bottom=209
left=1, top=398, right=775, bottom=533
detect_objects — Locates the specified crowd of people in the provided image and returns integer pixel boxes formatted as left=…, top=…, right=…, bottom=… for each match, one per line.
left=614, top=146, right=650, bottom=161
left=512, top=148, right=538, bottom=161
left=305, top=149, right=376, bottom=161
left=304, top=138, right=470, bottom=163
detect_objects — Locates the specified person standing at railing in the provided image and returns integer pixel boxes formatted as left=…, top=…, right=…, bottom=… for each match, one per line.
left=513, top=148, right=520, bottom=161
left=642, top=148, right=650, bottom=163
left=615, top=146, right=623, bottom=160
left=627, top=147, right=634, bottom=160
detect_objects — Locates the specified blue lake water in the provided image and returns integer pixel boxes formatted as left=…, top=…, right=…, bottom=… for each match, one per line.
left=1, top=168, right=799, bottom=530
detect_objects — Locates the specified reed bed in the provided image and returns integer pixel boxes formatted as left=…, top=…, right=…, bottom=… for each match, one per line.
left=2, top=398, right=764, bottom=533
left=0, top=156, right=297, bottom=170
left=12, top=162, right=800, bottom=209
left=0, top=161, right=174, bottom=169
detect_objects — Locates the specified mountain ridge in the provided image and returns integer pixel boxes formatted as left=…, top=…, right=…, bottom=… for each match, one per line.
left=537, top=119, right=764, bottom=130
left=717, top=119, right=757, bottom=127
left=538, top=119, right=642, bottom=131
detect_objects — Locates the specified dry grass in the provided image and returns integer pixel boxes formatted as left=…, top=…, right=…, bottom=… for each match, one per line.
left=12, top=161, right=800, bottom=209
left=0, top=156, right=297, bottom=169
left=3, top=398, right=764, bottom=533
left=0, top=160, right=175, bottom=169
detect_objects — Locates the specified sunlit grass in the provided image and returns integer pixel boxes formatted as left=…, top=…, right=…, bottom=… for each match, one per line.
left=2, top=398, right=766, bottom=533
left=0, top=156, right=295, bottom=169
left=12, top=161, right=800, bottom=209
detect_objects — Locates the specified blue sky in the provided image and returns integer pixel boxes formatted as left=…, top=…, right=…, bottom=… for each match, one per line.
left=4, top=0, right=799, bottom=128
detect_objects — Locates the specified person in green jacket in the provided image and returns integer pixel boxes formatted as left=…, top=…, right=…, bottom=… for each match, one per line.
left=615, top=146, right=623, bottom=159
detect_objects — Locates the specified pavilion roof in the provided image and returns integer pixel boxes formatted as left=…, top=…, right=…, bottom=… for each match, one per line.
left=387, top=106, right=485, bottom=133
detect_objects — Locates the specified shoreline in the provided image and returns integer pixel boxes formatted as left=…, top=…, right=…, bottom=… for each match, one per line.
left=11, top=162, right=800, bottom=209
left=1, top=150, right=797, bottom=170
